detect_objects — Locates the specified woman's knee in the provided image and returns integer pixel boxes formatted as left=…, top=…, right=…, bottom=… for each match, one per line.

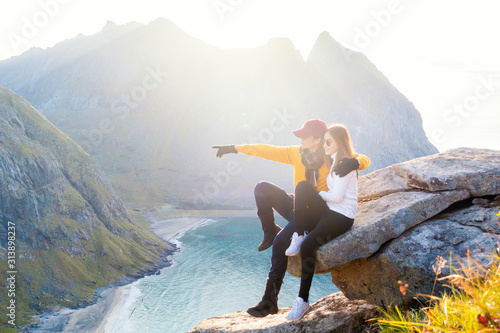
left=295, top=180, right=313, bottom=193
left=301, top=234, right=325, bottom=256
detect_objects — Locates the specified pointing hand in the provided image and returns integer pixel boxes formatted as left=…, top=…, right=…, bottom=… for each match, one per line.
left=212, top=145, right=238, bottom=158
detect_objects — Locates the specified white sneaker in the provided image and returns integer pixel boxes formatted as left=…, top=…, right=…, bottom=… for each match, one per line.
left=285, top=232, right=306, bottom=256
left=286, top=297, right=311, bottom=320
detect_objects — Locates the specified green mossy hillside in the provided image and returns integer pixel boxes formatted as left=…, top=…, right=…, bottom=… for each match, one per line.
left=0, top=86, right=172, bottom=328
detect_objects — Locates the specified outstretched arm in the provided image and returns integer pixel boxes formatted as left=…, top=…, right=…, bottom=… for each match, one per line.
left=212, top=144, right=298, bottom=165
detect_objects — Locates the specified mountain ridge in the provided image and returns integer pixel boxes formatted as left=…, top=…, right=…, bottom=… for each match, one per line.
left=0, top=17, right=438, bottom=209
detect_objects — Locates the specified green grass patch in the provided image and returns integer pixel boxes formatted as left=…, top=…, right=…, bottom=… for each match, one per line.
left=374, top=211, right=500, bottom=332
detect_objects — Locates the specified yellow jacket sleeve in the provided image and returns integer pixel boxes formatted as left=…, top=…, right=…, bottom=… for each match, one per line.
left=355, top=153, right=371, bottom=171
left=236, top=144, right=301, bottom=166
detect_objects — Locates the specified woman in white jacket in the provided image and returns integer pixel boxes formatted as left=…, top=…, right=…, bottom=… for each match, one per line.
left=285, top=123, right=358, bottom=320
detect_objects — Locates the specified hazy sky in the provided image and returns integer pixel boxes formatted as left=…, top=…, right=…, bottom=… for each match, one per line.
left=1, top=0, right=499, bottom=151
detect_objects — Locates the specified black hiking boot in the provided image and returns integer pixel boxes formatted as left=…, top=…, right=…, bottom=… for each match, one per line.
left=247, top=278, right=283, bottom=317
left=257, top=224, right=282, bottom=252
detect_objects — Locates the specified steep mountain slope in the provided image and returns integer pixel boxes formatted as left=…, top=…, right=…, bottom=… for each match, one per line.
left=0, top=18, right=438, bottom=208
left=0, top=86, right=171, bottom=326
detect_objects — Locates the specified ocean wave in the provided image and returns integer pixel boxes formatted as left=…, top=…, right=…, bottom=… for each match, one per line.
left=169, top=218, right=219, bottom=247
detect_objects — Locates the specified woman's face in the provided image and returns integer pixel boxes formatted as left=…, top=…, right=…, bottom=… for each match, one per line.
left=323, top=131, right=339, bottom=155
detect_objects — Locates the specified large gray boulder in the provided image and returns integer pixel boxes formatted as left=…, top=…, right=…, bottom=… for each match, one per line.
left=391, top=147, right=500, bottom=195
left=190, top=292, right=378, bottom=333
left=295, top=189, right=469, bottom=273
left=330, top=202, right=499, bottom=307
left=287, top=148, right=500, bottom=306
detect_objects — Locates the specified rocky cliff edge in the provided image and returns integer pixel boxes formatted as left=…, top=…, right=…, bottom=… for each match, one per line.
left=192, top=147, right=500, bottom=332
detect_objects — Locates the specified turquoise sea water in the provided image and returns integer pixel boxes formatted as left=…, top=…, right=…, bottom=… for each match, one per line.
left=31, top=217, right=339, bottom=333
left=107, top=217, right=338, bottom=333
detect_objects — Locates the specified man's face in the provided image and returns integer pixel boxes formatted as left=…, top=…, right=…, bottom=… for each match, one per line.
left=300, top=135, right=322, bottom=150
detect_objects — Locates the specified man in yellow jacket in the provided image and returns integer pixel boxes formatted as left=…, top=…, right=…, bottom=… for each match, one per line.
left=213, top=119, right=370, bottom=317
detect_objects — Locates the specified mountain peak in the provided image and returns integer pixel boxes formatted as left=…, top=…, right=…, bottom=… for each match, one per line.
left=308, top=31, right=355, bottom=64
left=315, top=31, right=345, bottom=51
left=148, top=17, right=185, bottom=34
left=317, top=31, right=339, bottom=44
left=103, top=20, right=117, bottom=30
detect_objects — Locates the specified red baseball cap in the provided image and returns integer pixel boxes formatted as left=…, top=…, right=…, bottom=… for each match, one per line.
left=292, top=119, right=328, bottom=139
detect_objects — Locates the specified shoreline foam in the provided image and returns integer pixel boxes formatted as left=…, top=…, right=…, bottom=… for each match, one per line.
left=152, top=217, right=211, bottom=243
left=31, top=211, right=256, bottom=332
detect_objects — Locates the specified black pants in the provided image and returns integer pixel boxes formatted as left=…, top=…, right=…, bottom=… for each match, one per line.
left=254, top=181, right=295, bottom=281
left=294, top=181, right=354, bottom=302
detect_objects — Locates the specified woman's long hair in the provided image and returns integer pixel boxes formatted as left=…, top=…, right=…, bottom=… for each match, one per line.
left=324, top=123, right=357, bottom=176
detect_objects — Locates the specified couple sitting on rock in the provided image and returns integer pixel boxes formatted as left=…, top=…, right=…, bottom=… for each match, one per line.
left=213, top=119, right=370, bottom=320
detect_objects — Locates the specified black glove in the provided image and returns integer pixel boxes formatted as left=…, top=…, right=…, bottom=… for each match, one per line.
left=333, top=157, right=360, bottom=177
left=212, top=145, right=238, bottom=158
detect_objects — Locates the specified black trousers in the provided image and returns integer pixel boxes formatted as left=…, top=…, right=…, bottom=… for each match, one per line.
left=253, top=181, right=296, bottom=281
left=294, top=181, right=354, bottom=302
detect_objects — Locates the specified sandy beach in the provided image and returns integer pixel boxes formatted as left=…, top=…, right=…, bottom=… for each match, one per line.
left=69, top=287, right=125, bottom=333
left=39, top=212, right=256, bottom=333
left=30, top=287, right=125, bottom=333
left=151, top=217, right=211, bottom=242
left=150, top=210, right=257, bottom=242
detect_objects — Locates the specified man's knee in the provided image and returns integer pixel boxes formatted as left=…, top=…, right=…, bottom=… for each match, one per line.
left=254, top=181, right=273, bottom=197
